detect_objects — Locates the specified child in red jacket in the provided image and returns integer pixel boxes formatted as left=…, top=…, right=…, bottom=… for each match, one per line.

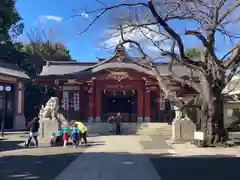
left=62, top=127, right=69, bottom=147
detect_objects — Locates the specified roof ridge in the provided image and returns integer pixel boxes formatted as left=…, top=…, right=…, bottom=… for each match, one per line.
left=46, top=61, right=97, bottom=65
left=0, top=62, right=22, bottom=71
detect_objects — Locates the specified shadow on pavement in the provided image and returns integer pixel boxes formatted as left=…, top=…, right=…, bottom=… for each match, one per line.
left=0, top=139, right=25, bottom=152
left=150, top=154, right=240, bottom=180
left=0, top=152, right=82, bottom=180
left=0, top=150, right=239, bottom=180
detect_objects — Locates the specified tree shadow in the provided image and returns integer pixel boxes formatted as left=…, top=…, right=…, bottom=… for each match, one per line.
left=0, top=139, right=25, bottom=152
left=0, top=151, right=239, bottom=180
left=150, top=154, right=240, bottom=180
left=0, top=152, right=82, bottom=180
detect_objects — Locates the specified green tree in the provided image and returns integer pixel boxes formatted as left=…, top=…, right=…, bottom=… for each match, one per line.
left=15, top=42, right=71, bottom=119
left=185, top=48, right=202, bottom=58
left=18, top=41, right=72, bottom=119
left=0, top=0, right=24, bottom=42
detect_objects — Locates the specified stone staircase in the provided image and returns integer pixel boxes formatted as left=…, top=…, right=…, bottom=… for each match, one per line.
left=85, top=122, right=172, bottom=137
left=123, top=123, right=172, bottom=137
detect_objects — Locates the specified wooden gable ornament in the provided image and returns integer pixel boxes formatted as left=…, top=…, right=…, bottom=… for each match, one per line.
left=108, top=71, right=129, bottom=82
left=114, top=44, right=126, bottom=61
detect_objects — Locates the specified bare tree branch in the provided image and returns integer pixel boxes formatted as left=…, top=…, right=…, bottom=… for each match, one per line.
left=147, top=0, right=206, bottom=73
left=218, top=1, right=240, bottom=24
left=117, top=26, right=191, bottom=107
left=72, top=2, right=148, bottom=35
left=168, top=40, right=202, bottom=94
left=184, top=30, right=208, bottom=47
left=221, top=43, right=240, bottom=68
left=95, top=0, right=107, bottom=7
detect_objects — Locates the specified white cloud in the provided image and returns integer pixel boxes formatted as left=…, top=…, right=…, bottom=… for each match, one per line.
left=102, top=25, right=170, bottom=57
left=79, top=13, right=89, bottom=18
left=39, top=15, right=63, bottom=23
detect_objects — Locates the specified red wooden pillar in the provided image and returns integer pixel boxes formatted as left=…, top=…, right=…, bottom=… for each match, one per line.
left=55, top=86, right=60, bottom=98
left=155, top=91, right=160, bottom=121
left=137, top=86, right=143, bottom=122
left=88, top=80, right=95, bottom=122
left=55, top=80, right=60, bottom=99
left=95, top=85, right=101, bottom=122
left=144, top=88, right=151, bottom=122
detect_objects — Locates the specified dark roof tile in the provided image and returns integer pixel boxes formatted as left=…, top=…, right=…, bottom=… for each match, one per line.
left=38, top=60, right=199, bottom=78
left=0, top=62, right=30, bottom=79
left=39, top=61, right=95, bottom=76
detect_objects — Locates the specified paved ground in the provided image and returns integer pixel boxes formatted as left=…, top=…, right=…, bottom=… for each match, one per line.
left=0, top=135, right=103, bottom=180
left=151, top=155, right=240, bottom=180
left=55, top=135, right=161, bottom=180
left=140, top=134, right=172, bottom=150
left=2, top=133, right=240, bottom=180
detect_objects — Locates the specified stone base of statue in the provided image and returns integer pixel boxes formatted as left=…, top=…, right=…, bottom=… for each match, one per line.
left=39, top=118, right=61, bottom=139
left=170, top=117, right=196, bottom=143
left=38, top=97, right=71, bottom=139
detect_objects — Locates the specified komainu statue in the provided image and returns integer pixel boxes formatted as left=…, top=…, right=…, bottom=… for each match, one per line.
left=38, top=97, right=69, bottom=127
left=39, top=97, right=59, bottom=121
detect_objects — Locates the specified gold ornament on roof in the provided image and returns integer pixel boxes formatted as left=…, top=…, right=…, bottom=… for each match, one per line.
left=115, top=44, right=125, bottom=57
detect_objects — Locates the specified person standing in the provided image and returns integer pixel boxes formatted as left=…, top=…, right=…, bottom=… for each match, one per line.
left=108, top=115, right=115, bottom=133
left=25, top=116, right=39, bottom=147
left=115, top=112, right=122, bottom=135
left=75, top=121, right=88, bottom=146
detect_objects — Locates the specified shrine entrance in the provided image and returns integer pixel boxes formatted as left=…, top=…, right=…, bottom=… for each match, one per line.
left=101, top=90, right=138, bottom=122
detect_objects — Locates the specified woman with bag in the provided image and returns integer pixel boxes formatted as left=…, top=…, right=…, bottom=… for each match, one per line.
left=25, top=116, right=39, bottom=147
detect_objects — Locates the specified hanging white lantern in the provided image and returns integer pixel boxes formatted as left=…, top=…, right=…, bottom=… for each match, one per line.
left=5, top=86, right=11, bottom=92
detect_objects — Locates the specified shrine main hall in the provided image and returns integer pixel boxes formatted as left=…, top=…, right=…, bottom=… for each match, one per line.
left=37, top=45, right=197, bottom=123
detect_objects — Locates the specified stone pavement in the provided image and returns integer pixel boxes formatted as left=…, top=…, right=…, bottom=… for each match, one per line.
left=0, top=134, right=88, bottom=180
left=54, top=135, right=162, bottom=180
left=164, top=140, right=240, bottom=157
left=3, top=132, right=240, bottom=180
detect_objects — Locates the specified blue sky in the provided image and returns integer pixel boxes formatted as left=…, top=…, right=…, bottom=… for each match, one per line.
left=16, top=0, right=237, bottom=61
left=16, top=0, right=115, bottom=61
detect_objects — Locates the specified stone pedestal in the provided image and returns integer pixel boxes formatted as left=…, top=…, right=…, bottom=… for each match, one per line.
left=39, top=119, right=61, bottom=139
left=171, top=118, right=196, bottom=143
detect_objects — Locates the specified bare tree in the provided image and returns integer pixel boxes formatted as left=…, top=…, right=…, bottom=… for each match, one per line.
left=72, top=0, right=240, bottom=146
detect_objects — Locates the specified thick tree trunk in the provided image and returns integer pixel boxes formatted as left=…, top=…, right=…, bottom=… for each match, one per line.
left=200, top=89, right=228, bottom=147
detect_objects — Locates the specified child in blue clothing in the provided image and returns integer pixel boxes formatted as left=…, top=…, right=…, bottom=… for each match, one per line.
left=71, top=124, right=79, bottom=148
left=50, top=129, right=63, bottom=147
left=56, top=129, right=63, bottom=146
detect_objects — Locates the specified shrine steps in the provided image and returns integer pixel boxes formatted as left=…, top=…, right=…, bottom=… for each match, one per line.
left=85, top=122, right=172, bottom=136
left=124, top=123, right=172, bottom=136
